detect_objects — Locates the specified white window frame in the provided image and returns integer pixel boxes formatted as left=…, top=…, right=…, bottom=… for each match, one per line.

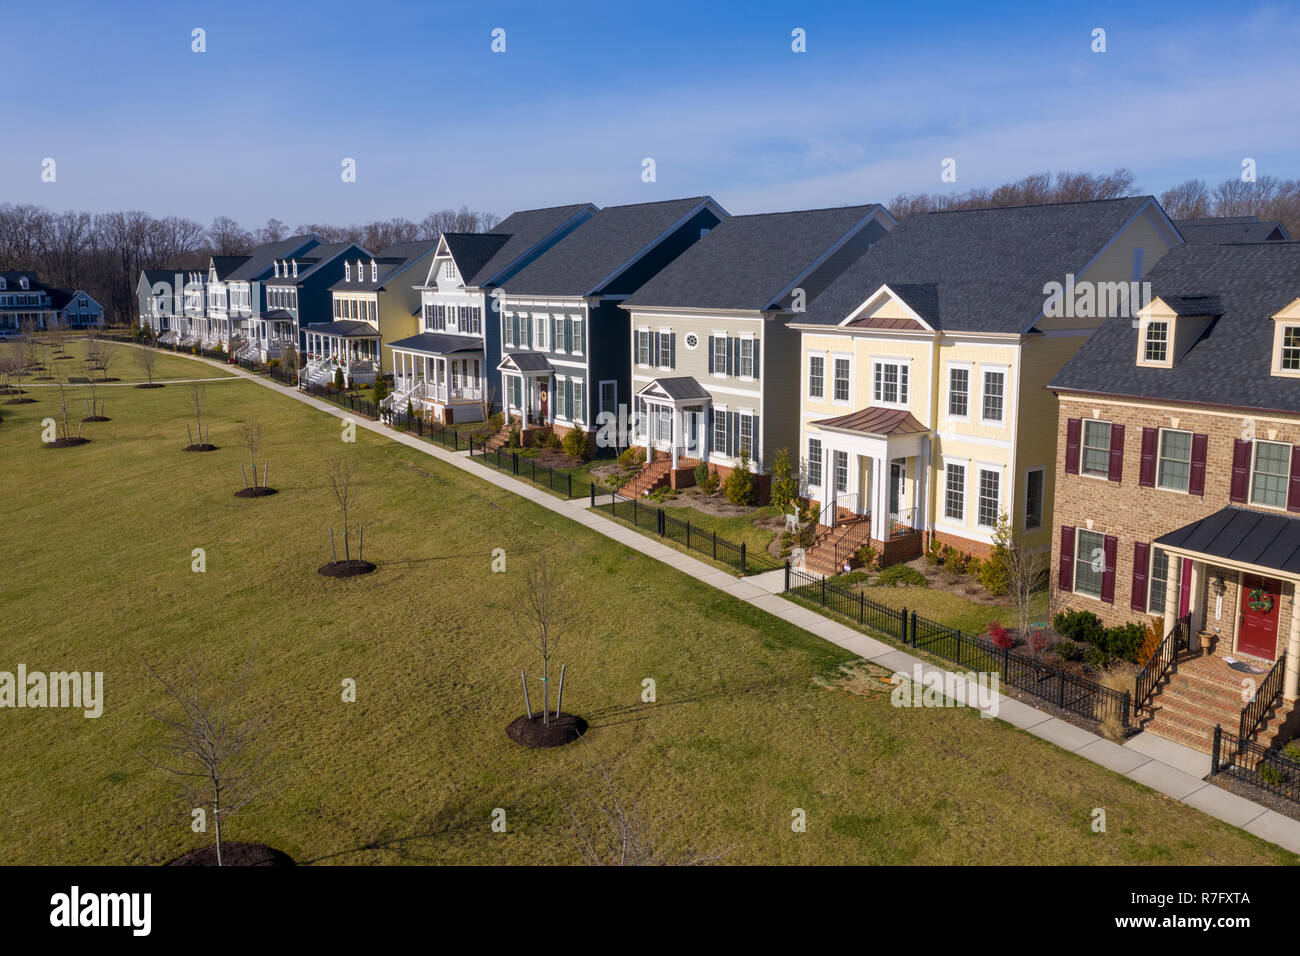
left=807, top=437, right=823, bottom=488
left=979, top=367, right=1007, bottom=425
left=712, top=404, right=727, bottom=455
left=871, top=357, right=909, bottom=410
left=1273, top=322, right=1300, bottom=378
left=570, top=315, right=583, bottom=355
left=1136, top=316, right=1175, bottom=369
left=1080, top=419, right=1112, bottom=479
left=1143, top=320, right=1169, bottom=364
left=807, top=353, right=825, bottom=400
left=657, top=328, right=673, bottom=369
left=1073, top=528, right=1106, bottom=599
left=1156, top=427, right=1193, bottom=493
left=599, top=379, right=617, bottom=416
left=831, top=353, right=852, bottom=406
left=636, top=327, right=651, bottom=367
left=1250, top=440, right=1292, bottom=510
left=738, top=410, right=755, bottom=459
left=737, top=334, right=756, bottom=380
left=946, top=362, right=971, bottom=421
left=533, top=314, right=548, bottom=350
left=943, top=460, right=966, bottom=523
left=711, top=333, right=727, bottom=378
left=976, top=466, right=1000, bottom=529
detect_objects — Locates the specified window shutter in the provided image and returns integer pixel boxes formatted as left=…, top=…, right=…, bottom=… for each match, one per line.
left=565, top=379, right=573, bottom=419
left=1058, top=527, right=1075, bottom=592
left=727, top=411, right=736, bottom=458
left=669, top=333, right=676, bottom=369
left=1230, top=439, right=1251, bottom=502
left=752, top=339, right=760, bottom=379
left=751, top=413, right=759, bottom=466
left=525, top=317, right=532, bottom=348
left=1178, top=558, right=1192, bottom=617
left=1189, top=433, right=1208, bottom=497
left=565, top=317, right=573, bottom=353
left=708, top=336, right=715, bottom=374
left=1108, top=423, right=1125, bottom=483
left=1101, top=535, right=1118, bottom=604
left=1139, top=427, right=1157, bottom=488
left=1289, top=446, right=1300, bottom=513
left=1065, top=418, right=1081, bottom=474
left=1130, top=541, right=1150, bottom=612
left=725, top=337, right=734, bottom=376
left=653, top=332, right=661, bottom=366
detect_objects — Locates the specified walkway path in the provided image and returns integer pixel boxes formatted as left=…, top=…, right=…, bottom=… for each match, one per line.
left=119, top=345, right=1300, bottom=855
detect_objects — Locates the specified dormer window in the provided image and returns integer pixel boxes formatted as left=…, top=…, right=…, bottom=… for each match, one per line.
left=1270, top=299, right=1300, bottom=378
left=1280, top=327, right=1300, bottom=372
left=443, top=261, right=456, bottom=279
left=273, top=261, right=280, bottom=278
left=291, top=259, right=298, bottom=278
left=345, top=262, right=351, bottom=282
left=19, top=277, right=28, bottom=290
left=1143, top=321, right=1168, bottom=363
left=370, top=259, right=377, bottom=282
left=0, top=278, right=6, bottom=290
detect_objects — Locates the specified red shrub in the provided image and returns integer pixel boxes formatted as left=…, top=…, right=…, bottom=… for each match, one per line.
left=988, top=620, right=1013, bottom=649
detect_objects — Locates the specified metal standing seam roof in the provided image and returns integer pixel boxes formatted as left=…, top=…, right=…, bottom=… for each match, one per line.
left=1155, top=506, right=1300, bottom=576
left=636, top=376, right=713, bottom=401
left=811, top=406, right=929, bottom=436
left=301, top=320, right=379, bottom=337
left=497, top=351, right=554, bottom=373
left=387, top=332, right=485, bottom=355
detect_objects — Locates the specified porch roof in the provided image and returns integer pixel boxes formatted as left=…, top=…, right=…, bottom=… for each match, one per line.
left=497, top=351, right=553, bottom=374
left=636, top=376, right=711, bottom=402
left=1155, top=506, right=1300, bottom=576
left=388, top=331, right=484, bottom=355
left=259, top=309, right=293, bottom=320
left=812, top=406, right=928, bottom=437
left=303, top=320, right=378, bottom=338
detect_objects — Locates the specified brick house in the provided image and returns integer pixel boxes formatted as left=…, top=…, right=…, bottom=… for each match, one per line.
left=1049, top=238, right=1300, bottom=749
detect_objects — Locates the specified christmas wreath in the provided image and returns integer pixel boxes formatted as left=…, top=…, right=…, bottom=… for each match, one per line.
left=1248, top=588, right=1274, bottom=614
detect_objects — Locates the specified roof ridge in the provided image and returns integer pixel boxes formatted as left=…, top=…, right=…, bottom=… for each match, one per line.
left=921, top=195, right=1150, bottom=215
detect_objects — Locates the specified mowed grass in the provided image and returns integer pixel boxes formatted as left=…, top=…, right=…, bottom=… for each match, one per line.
left=0, top=375, right=1292, bottom=865
left=25, top=338, right=234, bottom=384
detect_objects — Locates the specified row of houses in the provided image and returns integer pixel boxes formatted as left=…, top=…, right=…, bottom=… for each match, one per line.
left=0, top=272, right=104, bottom=333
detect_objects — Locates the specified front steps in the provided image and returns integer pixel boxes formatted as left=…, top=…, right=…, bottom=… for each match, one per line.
left=1145, top=653, right=1294, bottom=753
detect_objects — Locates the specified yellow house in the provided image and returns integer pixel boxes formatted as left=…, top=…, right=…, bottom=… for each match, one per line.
left=790, top=197, right=1183, bottom=567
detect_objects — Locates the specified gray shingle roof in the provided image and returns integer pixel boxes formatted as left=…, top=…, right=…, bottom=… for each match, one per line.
left=225, top=235, right=321, bottom=281
left=498, top=351, right=554, bottom=373
left=329, top=240, right=441, bottom=292
left=302, top=319, right=378, bottom=337
left=440, top=233, right=511, bottom=286
left=210, top=255, right=250, bottom=280
left=264, top=243, right=369, bottom=287
left=465, top=204, right=597, bottom=287
left=623, top=205, right=884, bottom=311
left=388, top=332, right=484, bottom=355
left=499, top=197, right=718, bottom=297
left=1050, top=240, right=1300, bottom=413
left=796, top=197, right=1158, bottom=332
left=1175, top=217, right=1290, bottom=244
left=637, top=376, right=713, bottom=401
left=1156, top=506, right=1300, bottom=574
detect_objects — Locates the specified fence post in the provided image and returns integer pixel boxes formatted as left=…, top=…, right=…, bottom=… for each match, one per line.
left=686, top=521, right=691, bottom=549
left=910, top=611, right=917, bottom=647
left=784, top=560, right=790, bottom=592
left=567, top=474, right=572, bottom=498
left=740, top=542, right=746, bottom=574
left=820, top=574, right=826, bottom=606
left=713, top=531, right=717, bottom=560
left=633, top=497, right=638, bottom=525
left=1210, top=724, right=1222, bottom=775
left=859, top=591, right=865, bottom=624
left=1057, top=672, right=1066, bottom=708
left=657, top=507, right=665, bottom=537
left=454, top=430, right=459, bottom=451
left=1121, top=691, right=1132, bottom=731
left=899, top=607, right=907, bottom=642
left=589, top=482, right=595, bottom=507
left=512, top=452, right=519, bottom=475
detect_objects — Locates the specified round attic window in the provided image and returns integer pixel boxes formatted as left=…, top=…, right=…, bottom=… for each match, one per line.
left=684, top=332, right=700, bottom=350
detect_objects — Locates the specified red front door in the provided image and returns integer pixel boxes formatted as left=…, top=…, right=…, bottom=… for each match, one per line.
left=538, top=382, right=548, bottom=422
left=1238, top=573, right=1281, bottom=660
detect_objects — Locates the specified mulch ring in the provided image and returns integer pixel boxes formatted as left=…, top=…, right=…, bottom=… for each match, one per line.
left=167, top=842, right=295, bottom=866
left=44, top=438, right=90, bottom=448
left=506, top=712, right=588, bottom=748
left=81, top=416, right=109, bottom=422
left=318, top=559, right=376, bottom=578
left=183, top=443, right=218, bottom=452
left=527, top=448, right=585, bottom=469
left=234, top=486, right=278, bottom=498
left=135, top=382, right=165, bottom=389
left=4, top=397, right=36, bottom=405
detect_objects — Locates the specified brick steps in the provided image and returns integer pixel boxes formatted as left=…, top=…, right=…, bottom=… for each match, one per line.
left=1144, top=658, right=1294, bottom=753
left=804, top=518, right=870, bottom=576
left=623, top=458, right=672, bottom=499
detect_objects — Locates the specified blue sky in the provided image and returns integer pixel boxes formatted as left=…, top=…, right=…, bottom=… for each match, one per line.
left=4, top=0, right=1297, bottom=226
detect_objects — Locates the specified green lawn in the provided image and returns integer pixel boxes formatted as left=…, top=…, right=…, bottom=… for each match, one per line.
left=26, top=337, right=235, bottom=384
left=0, top=372, right=1291, bottom=865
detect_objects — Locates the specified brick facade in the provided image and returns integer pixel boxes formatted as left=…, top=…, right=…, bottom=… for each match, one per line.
left=1051, top=392, right=1300, bottom=660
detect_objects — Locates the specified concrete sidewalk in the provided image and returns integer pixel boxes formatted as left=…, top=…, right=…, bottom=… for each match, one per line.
left=144, top=349, right=1300, bottom=856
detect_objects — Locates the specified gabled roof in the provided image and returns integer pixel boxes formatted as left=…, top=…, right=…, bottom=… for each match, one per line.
left=499, top=197, right=723, bottom=297
left=329, top=240, right=440, bottom=292
left=1050, top=240, right=1300, bottom=413
left=210, top=255, right=250, bottom=280
left=225, top=234, right=321, bottom=282
left=812, top=406, right=929, bottom=437
left=636, top=376, right=713, bottom=402
left=1156, top=506, right=1300, bottom=576
left=797, top=197, right=1163, bottom=333
left=440, top=233, right=511, bottom=287
left=498, top=351, right=554, bottom=373
left=623, top=204, right=887, bottom=311
left=1175, top=216, right=1290, bottom=245
left=469, top=203, right=597, bottom=286
left=264, top=243, right=371, bottom=287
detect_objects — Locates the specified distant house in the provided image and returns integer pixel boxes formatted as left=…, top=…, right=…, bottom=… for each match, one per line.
left=1173, top=216, right=1290, bottom=244
left=0, top=271, right=102, bottom=331
left=50, top=289, right=105, bottom=329
left=620, top=204, right=894, bottom=499
left=300, top=240, right=441, bottom=388
left=257, top=242, right=371, bottom=369
left=222, top=235, right=323, bottom=355
left=385, top=203, right=595, bottom=424
left=492, top=197, right=727, bottom=447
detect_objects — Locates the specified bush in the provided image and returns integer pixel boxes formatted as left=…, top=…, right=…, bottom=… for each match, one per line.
left=542, top=430, right=562, bottom=450
left=699, top=470, right=721, bottom=495
left=770, top=447, right=798, bottom=514
left=1053, top=609, right=1104, bottom=647
left=267, top=358, right=281, bottom=368
left=1284, top=741, right=1300, bottom=763
left=979, top=515, right=1013, bottom=595
left=561, top=425, right=588, bottom=459
left=333, top=367, right=345, bottom=389
left=617, top=446, right=645, bottom=472
left=507, top=425, right=521, bottom=448
left=942, top=545, right=968, bottom=573
left=852, top=543, right=877, bottom=570
left=1259, top=762, right=1287, bottom=787
left=924, top=537, right=945, bottom=567
left=1026, top=629, right=1049, bottom=655
left=800, top=499, right=820, bottom=524
left=1052, top=640, right=1079, bottom=661
left=988, top=621, right=1013, bottom=649
left=966, top=556, right=983, bottom=580
left=878, top=564, right=928, bottom=588
left=371, top=376, right=390, bottom=405
left=723, top=454, right=757, bottom=506
left=488, top=412, right=504, bottom=434
left=1136, top=617, right=1164, bottom=665
left=1083, top=644, right=1109, bottom=669
left=1102, top=622, right=1146, bottom=664
left=694, top=460, right=709, bottom=487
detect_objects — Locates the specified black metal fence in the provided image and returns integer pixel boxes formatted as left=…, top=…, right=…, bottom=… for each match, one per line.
left=390, top=412, right=490, bottom=452
left=301, top=381, right=379, bottom=419
left=1212, top=724, right=1300, bottom=803
left=467, top=441, right=599, bottom=500
left=784, top=564, right=1132, bottom=729
left=1241, top=653, right=1288, bottom=742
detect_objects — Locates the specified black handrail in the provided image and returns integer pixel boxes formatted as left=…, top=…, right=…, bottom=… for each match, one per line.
left=1134, top=613, right=1189, bottom=716
left=1240, top=652, right=1287, bottom=742
left=832, top=515, right=873, bottom=570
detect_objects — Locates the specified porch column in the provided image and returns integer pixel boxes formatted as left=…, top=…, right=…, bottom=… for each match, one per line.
left=1285, top=586, right=1300, bottom=701
left=1162, top=561, right=1180, bottom=638
left=819, top=445, right=835, bottom=527
left=671, top=405, right=680, bottom=469
left=872, top=454, right=888, bottom=541
left=917, top=437, right=931, bottom=532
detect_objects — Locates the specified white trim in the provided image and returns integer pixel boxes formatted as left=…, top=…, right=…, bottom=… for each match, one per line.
left=979, top=364, right=1009, bottom=427
left=941, top=456, right=968, bottom=525
left=1023, top=466, right=1045, bottom=531
left=870, top=355, right=911, bottom=410
left=830, top=351, right=853, bottom=406
left=944, top=360, right=973, bottom=422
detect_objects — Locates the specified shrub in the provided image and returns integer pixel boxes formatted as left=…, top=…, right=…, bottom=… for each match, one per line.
left=507, top=424, right=521, bottom=448
left=694, top=461, right=709, bottom=487
left=942, top=545, right=967, bottom=573
left=1102, top=622, right=1146, bottom=664
left=1026, top=629, right=1049, bottom=655
left=979, top=518, right=1012, bottom=595
left=1083, top=644, right=1109, bottom=669
left=988, top=621, right=1013, bottom=649
left=833, top=570, right=871, bottom=586
left=769, top=447, right=798, bottom=514
left=267, top=358, right=281, bottom=368
left=966, top=556, right=983, bottom=580
left=1259, top=762, right=1287, bottom=787
left=699, top=470, right=721, bottom=495
left=561, top=425, right=588, bottom=459
left=878, top=564, right=929, bottom=588
left=1053, top=609, right=1105, bottom=647
left=372, top=376, right=390, bottom=405
left=924, top=537, right=945, bottom=567
left=1052, top=640, right=1079, bottom=661
left=723, top=453, right=756, bottom=505
left=1136, top=617, right=1164, bottom=665
left=852, top=543, right=877, bottom=570
left=542, top=430, right=562, bottom=451
left=800, top=499, right=820, bottom=524
left=617, top=446, right=645, bottom=472
left=488, top=411, right=504, bottom=434
left=1284, top=741, right=1300, bottom=763
left=333, top=367, right=345, bottom=389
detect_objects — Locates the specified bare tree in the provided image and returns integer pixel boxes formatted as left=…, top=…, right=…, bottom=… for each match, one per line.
left=97, top=340, right=116, bottom=381
left=187, top=382, right=210, bottom=447
left=992, top=513, right=1048, bottom=638
left=143, top=656, right=264, bottom=866
left=134, top=335, right=160, bottom=385
left=256, top=218, right=288, bottom=243
left=0, top=344, right=19, bottom=394
left=326, top=454, right=361, bottom=563
left=238, top=419, right=266, bottom=490
left=515, top=558, right=571, bottom=726
left=53, top=377, right=83, bottom=441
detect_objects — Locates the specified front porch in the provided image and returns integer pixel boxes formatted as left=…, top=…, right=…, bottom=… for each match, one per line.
left=303, top=321, right=380, bottom=387
left=388, top=333, right=487, bottom=425
left=635, top=377, right=712, bottom=471
left=249, top=310, right=297, bottom=362
left=498, top=352, right=556, bottom=430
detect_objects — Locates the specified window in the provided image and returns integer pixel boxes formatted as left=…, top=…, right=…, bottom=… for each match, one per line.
left=833, top=358, right=850, bottom=402
left=1025, top=468, right=1043, bottom=529
left=807, top=439, right=822, bottom=487
left=944, top=464, right=965, bottom=520
left=571, top=316, right=583, bottom=354
left=873, top=361, right=908, bottom=406
left=657, top=331, right=672, bottom=368
left=1148, top=547, right=1170, bottom=614
left=1144, top=321, right=1168, bottom=363
left=712, top=336, right=727, bottom=375
left=1074, top=530, right=1105, bottom=598
left=443, top=261, right=456, bottom=279
left=738, top=338, right=755, bottom=378
left=834, top=450, right=848, bottom=493
left=1282, top=326, right=1300, bottom=372
left=468, top=306, right=481, bottom=335
left=1157, top=429, right=1192, bottom=492
left=738, top=415, right=754, bottom=458
left=636, top=329, right=651, bottom=365
left=600, top=380, right=616, bottom=415
left=1081, top=420, right=1111, bottom=477
left=572, top=380, right=584, bottom=423
left=554, top=316, right=565, bottom=351
left=712, top=408, right=727, bottom=454
left=808, top=355, right=824, bottom=399
left=977, top=469, right=1000, bottom=528
left=948, top=367, right=969, bottom=418
left=534, top=315, right=547, bottom=349
left=1251, top=440, right=1291, bottom=508
left=981, top=370, right=1005, bottom=423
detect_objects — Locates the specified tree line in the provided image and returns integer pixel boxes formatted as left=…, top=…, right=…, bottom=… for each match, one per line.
left=0, top=205, right=501, bottom=326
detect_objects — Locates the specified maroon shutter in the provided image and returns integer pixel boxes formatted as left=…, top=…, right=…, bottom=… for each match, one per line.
left=1178, top=558, right=1192, bottom=617
left=1064, top=419, right=1081, bottom=474
left=1289, top=446, right=1300, bottom=513
left=1130, top=541, right=1150, bottom=611
left=1230, top=439, right=1252, bottom=503
left=1058, top=526, right=1075, bottom=592
left=1101, top=535, right=1118, bottom=604
left=1188, top=433, right=1208, bottom=497
left=1139, top=427, right=1157, bottom=488
left=1108, top=423, right=1125, bottom=482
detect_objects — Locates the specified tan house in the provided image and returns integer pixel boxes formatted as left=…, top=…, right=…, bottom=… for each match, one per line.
left=1050, top=238, right=1300, bottom=751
